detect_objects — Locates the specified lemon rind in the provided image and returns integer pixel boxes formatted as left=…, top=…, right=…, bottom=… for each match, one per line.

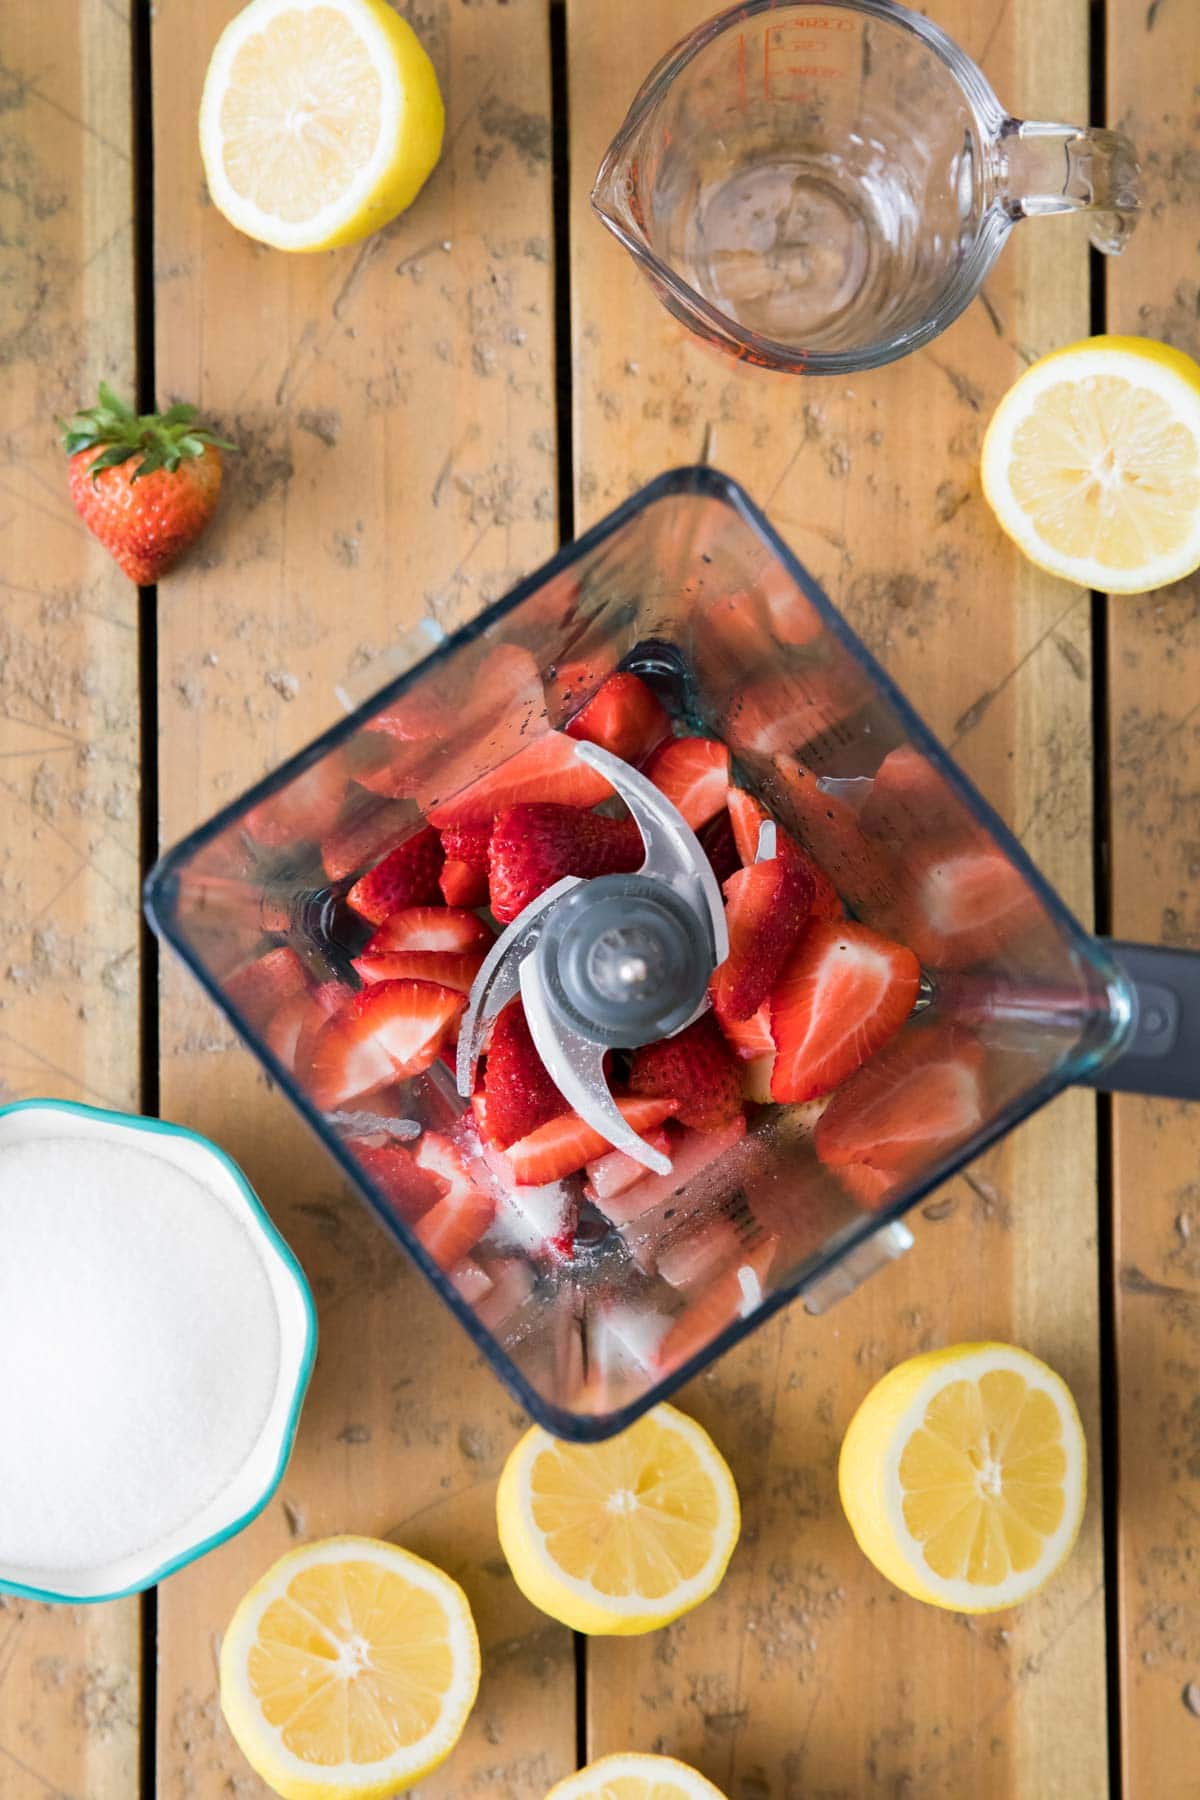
left=497, top=1404, right=741, bottom=1636
left=219, top=1535, right=480, bottom=1800
left=981, top=336, right=1200, bottom=594
left=840, top=1344, right=1087, bottom=1615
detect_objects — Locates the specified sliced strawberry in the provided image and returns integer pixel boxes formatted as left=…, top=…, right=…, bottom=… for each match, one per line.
left=353, top=948, right=486, bottom=993
left=413, top=1134, right=496, bottom=1270
left=439, top=858, right=489, bottom=907
left=308, top=980, right=466, bottom=1110
left=860, top=746, right=962, bottom=843
left=772, top=754, right=890, bottom=914
left=243, top=753, right=348, bottom=849
left=814, top=1024, right=985, bottom=1174
left=629, top=1013, right=743, bottom=1133
left=769, top=919, right=920, bottom=1103
left=698, top=807, right=740, bottom=886
left=427, top=731, right=614, bottom=830
left=595, top=1116, right=747, bottom=1229
left=439, top=820, right=491, bottom=869
left=892, top=841, right=1037, bottom=969
left=294, top=981, right=349, bottom=1074
left=565, top=671, right=670, bottom=765
left=345, top=827, right=445, bottom=926
left=365, top=907, right=492, bottom=954
left=321, top=794, right=418, bottom=884
left=837, top=1162, right=898, bottom=1211
left=265, top=982, right=345, bottom=1074
left=711, top=855, right=814, bottom=1023
left=350, top=1141, right=446, bottom=1224
left=583, top=1128, right=673, bottom=1205
left=488, top=802, right=643, bottom=924
left=225, top=946, right=309, bottom=1030
left=727, top=786, right=843, bottom=919
left=727, top=660, right=867, bottom=759
left=643, top=735, right=730, bottom=829
left=716, top=1000, right=775, bottom=1061
left=505, top=1097, right=679, bottom=1187
left=482, top=998, right=569, bottom=1149
left=655, top=1233, right=779, bottom=1373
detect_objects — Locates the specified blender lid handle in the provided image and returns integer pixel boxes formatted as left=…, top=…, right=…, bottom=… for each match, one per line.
left=1079, top=940, right=1200, bottom=1100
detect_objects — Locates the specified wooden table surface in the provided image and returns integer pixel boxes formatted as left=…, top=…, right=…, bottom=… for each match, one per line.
left=2, top=1, right=1198, bottom=1795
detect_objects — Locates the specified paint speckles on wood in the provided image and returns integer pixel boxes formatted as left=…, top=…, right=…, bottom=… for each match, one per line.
left=0, top=4, right=141, bottom=1795
left=152, top=2, right=571, bottom=1796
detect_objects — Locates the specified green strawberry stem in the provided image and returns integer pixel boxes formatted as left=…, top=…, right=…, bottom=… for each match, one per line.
left=59, top=382, right=237, bottom=481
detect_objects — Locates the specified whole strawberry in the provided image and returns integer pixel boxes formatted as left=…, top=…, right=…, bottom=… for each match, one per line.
left=61, top=383, right=234, bottom=584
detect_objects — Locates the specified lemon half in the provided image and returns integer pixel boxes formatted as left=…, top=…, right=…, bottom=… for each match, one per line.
left=497, top=1404, right=740, bottom=1636
left=981, top=335, right=1200, bottom=593
left=546, top=1752, right=729, bottom=1799
left=838, top=1343, right=1086, bottom=1613
left=200, top=0, right=444, bottom=251
left=219, top=1535, right=479, bottom=1800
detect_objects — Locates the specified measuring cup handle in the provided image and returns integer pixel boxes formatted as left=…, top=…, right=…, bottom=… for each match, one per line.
left=997, top=119, right=1140, bottom=255
left=1080, top=941, right=1200, bottom=1101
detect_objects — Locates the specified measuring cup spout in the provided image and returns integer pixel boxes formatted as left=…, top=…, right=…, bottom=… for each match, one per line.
left=997, top=118, right=1140, bottom=254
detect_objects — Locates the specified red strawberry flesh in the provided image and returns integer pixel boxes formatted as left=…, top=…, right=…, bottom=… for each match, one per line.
left=643, top=735, right=731, bottom=830
left=365, top=906, right=491, bottom=954
left=427, top=731, right=614, bottom=830
left=565, top=671, right=669, bottom=765
left=353, top=949, right=486, bottom=993
left=488, top=802, right=643, bottom=924
left=225, top=946, right=308, bottom=1030
left=629, top=1013, right=743, bottom=1133
left=505, top=1096, right=679, bottom=1186
left=769, top=918, right=920, bottom=1103
left=814, top=1025, right=986, bottom=1173
left=711, top=854, right=814, bottom=1023
left=346, top=827, right=445, bottom=926
left=308, top=979, right=465, bottom=1110
left=483, top=998, right=570, bottom=1149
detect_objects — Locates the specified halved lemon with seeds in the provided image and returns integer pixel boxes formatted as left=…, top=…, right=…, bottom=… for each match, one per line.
left=199, top=0, right=444, bottom=252
left=219, top=1536, right=479, bottom=1799
left=496, top=1404, right=740, bottom=1636
left=838, top=1343, right=1086, bottom=1613
left=981, top=335, right=1200, bottom=593
left=546, top=1752, right=729, bottom=1799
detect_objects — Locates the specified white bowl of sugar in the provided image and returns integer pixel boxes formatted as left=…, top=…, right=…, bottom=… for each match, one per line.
left=0, top=1099, right=317, bottom=1603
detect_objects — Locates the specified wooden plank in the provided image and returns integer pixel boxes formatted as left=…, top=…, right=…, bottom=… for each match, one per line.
left=569, top=2, right=1106, bottom=1793
left=1105, top=3, right=1200, bottom=1793
left=0, top=4, right=142, bottom=1795
left=151, top=3, right=569, bottom=1795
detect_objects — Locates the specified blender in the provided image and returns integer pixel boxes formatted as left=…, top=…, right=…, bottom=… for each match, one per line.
left=145, top=468, right=1199, bottom=1440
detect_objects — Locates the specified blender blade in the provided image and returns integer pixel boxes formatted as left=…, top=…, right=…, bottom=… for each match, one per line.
left=456, top=738, right=729, bottom=1169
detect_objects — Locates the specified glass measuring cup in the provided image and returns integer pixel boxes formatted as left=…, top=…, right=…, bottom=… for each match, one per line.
left=592, top=0, right=1139, bottom=373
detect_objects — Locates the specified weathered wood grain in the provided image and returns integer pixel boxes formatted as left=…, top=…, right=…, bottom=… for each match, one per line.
left=0, top=3, right=141, bottom=1795
left=1106, top=2, right=1200, bottom=1792
left=151, top=2, right=570, bottom=1794
left=569, top=2, right=1105, bottom=1793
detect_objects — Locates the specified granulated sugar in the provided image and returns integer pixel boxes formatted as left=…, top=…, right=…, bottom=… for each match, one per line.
left=0, top=1135, right=281, bottom=1575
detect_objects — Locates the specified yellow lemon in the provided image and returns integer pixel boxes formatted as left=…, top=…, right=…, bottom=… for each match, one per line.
left=199, top=0, right=444, bottom=251
left=981, top=334, right=1200, bottom=593
left=838, top=1342, right=1086, bottom=1613
left=218, top=1535, right=479, bottom=1799
left=497, top=1404, right=740, bottom=1636
left=546, top=1752, right=729, bottom=1799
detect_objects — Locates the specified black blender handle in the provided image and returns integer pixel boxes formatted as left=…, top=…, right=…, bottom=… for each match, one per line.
left=1081, top=940, right=1200, bottom=1100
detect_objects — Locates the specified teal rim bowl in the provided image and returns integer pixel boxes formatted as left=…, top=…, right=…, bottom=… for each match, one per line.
left=0, top=1099, right=318, bottom=1605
